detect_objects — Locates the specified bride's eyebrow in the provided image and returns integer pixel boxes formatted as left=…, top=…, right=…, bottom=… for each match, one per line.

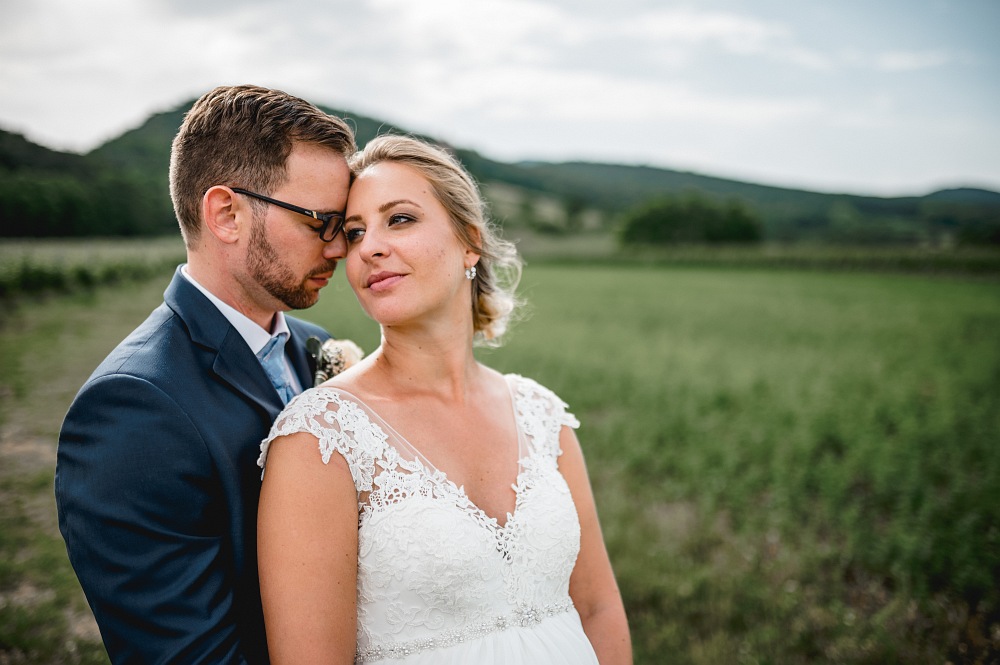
left=379, top=199, right=420, bottom=213
left=345, top=199, right=423, bottom=224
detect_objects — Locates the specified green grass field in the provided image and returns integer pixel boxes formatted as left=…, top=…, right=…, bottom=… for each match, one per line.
left=1, top=254, right=998, bottom=663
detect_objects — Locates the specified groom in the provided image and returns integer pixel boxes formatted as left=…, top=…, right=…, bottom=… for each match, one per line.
left=55, top=85, right=355, bottom=664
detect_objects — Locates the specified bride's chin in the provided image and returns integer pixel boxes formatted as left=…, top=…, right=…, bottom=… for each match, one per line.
left=363, top=307, right=413, bottom=329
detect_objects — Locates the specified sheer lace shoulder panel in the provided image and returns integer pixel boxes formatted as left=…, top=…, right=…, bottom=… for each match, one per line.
left=506, top=374, right=579, bottom=461
left=257, top=387, right=392, bottom=495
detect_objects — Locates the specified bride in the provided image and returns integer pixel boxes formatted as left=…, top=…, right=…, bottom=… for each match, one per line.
left=257, top=135, right=631, bottom=664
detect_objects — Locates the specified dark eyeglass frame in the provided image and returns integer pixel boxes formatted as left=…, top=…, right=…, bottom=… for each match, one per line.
left=231, top=187, right=345, bottom=242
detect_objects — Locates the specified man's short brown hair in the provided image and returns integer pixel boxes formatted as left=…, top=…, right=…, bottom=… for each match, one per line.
left=169, top=85, right=356, bottom=245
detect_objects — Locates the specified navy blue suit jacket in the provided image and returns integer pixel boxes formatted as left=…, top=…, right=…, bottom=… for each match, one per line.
left=56, top=267, right=331, bottom=664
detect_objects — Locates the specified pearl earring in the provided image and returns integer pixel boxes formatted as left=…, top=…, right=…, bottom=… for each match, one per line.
left=465, top=265, right=477, bottom=280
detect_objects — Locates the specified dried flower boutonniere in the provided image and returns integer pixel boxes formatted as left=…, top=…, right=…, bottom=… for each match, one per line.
left=306, top=337, right=365, bottom=386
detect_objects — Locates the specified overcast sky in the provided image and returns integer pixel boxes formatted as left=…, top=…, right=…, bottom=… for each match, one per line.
left=1, top=0, right=998, bottom=196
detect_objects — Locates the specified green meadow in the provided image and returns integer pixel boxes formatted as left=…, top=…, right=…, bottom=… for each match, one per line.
left=1, top=246, right=998, bottom=663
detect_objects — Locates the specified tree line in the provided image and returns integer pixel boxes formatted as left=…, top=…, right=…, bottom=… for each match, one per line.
left=0, top=129, right=175, bottom=238
left=3, top=124, right=1000, bottom=246
left=0, top=170, right=173, bottom=237
left=618, top=194, right=763, bottom=245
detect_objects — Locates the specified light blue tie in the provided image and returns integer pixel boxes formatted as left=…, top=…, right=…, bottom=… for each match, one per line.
left=257, top=333, right=295, bottom=405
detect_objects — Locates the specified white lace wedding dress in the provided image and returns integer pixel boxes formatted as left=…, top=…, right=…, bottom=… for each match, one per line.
left=259, top=374, right=599, bottom=664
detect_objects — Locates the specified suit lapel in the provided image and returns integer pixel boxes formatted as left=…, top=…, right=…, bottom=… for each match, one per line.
left=164, top=268, right=285, bottom=422
left=212, top=329, right=285, bottom=423
left=286, top=321, right=318, bottom=393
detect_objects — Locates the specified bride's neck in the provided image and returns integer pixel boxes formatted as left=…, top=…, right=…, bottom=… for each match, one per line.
left=369, top=327, right=480, bottom=402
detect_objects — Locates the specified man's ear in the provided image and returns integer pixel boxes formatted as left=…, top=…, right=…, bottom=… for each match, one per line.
left=202, top=186, right=244, bottom=244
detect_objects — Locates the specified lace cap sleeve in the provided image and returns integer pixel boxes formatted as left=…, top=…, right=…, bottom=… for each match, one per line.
left=508, top=374, right=580, bottom=459
left=257, top=387, right=387, bottom=494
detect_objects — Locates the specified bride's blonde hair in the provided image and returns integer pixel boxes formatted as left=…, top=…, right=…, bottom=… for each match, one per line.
left=349, top=135, right=523, bottom=347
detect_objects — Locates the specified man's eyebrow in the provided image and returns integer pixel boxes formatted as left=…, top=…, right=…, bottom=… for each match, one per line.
left=345, top=199, right=421, bottom=224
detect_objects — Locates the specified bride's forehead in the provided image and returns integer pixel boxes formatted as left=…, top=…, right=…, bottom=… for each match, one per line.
left=349, top=163, right=439, bottom=210
left=356, top=161, right=429, bottom=190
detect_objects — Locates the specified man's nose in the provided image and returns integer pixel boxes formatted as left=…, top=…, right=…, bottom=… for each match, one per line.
left=323, top=231, right=348, bottom=260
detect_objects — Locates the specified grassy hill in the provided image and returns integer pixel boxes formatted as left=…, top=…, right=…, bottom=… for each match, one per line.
left=2, top=99, right=1000, bottom=245
left=0, top=130, right=93, bottom=176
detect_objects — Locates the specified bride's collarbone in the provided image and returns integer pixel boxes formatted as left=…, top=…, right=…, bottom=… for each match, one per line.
left=378, top=401, right=521, bottom=512
left=373, top=385, right=514, bottom=447
left=336, top=371, right=522, bottom=495
left=399, top=408, right=519, bottom=468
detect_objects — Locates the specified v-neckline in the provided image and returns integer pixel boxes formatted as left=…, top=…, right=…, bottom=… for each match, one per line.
left=325, top=375, right=527, bottom=530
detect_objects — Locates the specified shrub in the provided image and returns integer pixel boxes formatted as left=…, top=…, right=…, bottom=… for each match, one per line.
left=619, top=193, right=763, bottom=245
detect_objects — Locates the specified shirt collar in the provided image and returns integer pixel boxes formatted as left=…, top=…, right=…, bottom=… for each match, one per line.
left=181, top=264, right=291, bottom=356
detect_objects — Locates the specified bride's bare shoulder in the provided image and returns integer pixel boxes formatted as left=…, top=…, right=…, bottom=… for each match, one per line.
left=318, top=358, right=394, bottom=409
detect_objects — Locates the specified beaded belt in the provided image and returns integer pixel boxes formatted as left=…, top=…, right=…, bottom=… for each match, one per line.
left=355, top=601, right=576, bottom=663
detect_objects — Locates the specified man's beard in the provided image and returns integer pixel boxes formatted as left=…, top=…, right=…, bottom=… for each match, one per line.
left=247, top=218, right=334, bottom=310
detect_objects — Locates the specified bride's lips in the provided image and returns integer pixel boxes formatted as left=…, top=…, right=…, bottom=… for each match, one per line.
left=366, top=271, right=404, bottom=292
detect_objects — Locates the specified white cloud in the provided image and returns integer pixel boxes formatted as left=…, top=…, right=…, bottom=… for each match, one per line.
left=0, top=0, right=996, bottom=194
left=618, top=8, right=785, bottom=49
left=433, top=66, right=821, bottom=126
left=612, top=8, right=834, bottom=71
left=875, top=50, right=953, bottom=72
left=362, top=0, right=563, bottom=66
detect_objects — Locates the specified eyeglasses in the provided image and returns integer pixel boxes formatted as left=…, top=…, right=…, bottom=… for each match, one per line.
left=231, top=187, right=345, bottom=242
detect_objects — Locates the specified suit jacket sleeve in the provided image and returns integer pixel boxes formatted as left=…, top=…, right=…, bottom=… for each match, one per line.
left=57, top=373, right=248, bottom=665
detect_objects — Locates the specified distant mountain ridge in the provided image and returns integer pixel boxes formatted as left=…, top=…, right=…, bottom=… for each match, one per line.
left=923, top=187, right=1000, bottom=204
left=2, top=99, right=999, bottom=244
left=1, top=129, right=93, bottom=175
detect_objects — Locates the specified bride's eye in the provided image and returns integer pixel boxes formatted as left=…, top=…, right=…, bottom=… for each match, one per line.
left=344, top=226, right=365, bottom=243
left=388, top=213, right=414, bottom=226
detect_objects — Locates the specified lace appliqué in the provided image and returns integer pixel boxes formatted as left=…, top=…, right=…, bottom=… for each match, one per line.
left=258, top=374, right=584, bottom=663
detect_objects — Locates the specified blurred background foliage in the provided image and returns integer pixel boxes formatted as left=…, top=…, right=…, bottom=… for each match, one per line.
left=5, top=260, right=997, bottom=663
left=2, top=99, right=1000, bottom=664
left=2, top=100, right=1000, bottom=247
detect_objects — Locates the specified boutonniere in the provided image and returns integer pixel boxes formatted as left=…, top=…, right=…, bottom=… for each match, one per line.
left=306, top=337, right=365, bottom=386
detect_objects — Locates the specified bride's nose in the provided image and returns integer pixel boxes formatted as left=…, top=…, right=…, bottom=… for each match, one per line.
left=358, top=225, right=389, bottom=259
